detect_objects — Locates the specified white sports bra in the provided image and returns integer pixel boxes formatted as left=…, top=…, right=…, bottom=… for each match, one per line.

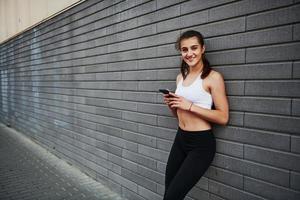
left=175, top=74, right=213, bottom=109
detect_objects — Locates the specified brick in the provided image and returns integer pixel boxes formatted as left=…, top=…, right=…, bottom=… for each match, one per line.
left=77, top=89, right=121, bottom=99
left=85, top=98, right=137, bottom=111
left=244, top=177, right=300, bottom=200
left=206, top=166, right=243, bottom=189
left=109, top=135, right=138, bottom=152
left=122, top=130, right=156, bottom=148
left=156, top=182, right=165, bottom=195
left=122, top=91, right=157, bottom=103
left=108, top=153, right=122, bottom=167
left=245, top=80, right=300, bottom=97
left=216, top=139, right=243, bottom=158
left=245, top=113, right=300, bottom=134
left=157, top=115, right=178, bottom=129
left=209, top=179, right=265, bottom=200
left=122, top=168, right=157, bottom=192
left=122, top=149, right=157, bottom=170
left=156, top=138, right=172, bottom=151
left=157, top=44, right=178, bottom=57
left=196, top=176, right=210, bottom=191
left=138, top=5, right=180, bottom=26
left=157, top=18, right=181, bottom=33
left=119, top=24, right=157, bottom=41
left=137, top=103, right=171, bottom=116
left=121, top=70, right=157, bottom=81
left=180, top=10, right=209, bottom=27
left=206, top=49, right=245, bottom=65
left=122, top=111, right=157, bottom=126
left=180, top=0, right=235, bottom=15
left=122, top=187, right=145, bottom=200
left=246, top=4, right=300, bottom=30
left=134, top=0, right=156, bottom=16
left=138, top=186, right=161, bottom=200
left=228, top=111, right=244, bottom=126
left=210, top=194, right=226, bottom=200
left=209, top=0, right=293, bottom=22
left=137, top=47, right=157, bottom=59
left=183, top=17, right=246, bottom=38
left=294, top=23, right=300, bottom=40
left=214, top=126, right=290, bottom=151
left=215, top=62, right=292, bottom=80
left=109, top=171, right=138, bottom=193
left=137, top=31, right=179, bottom=48
left=292, top=99, right=300, bottom=116
left=138, top=124, right=176, bottom=140
left=291, top=136, right=300, bottom=154
left=138, top=80, right=176, bottom=92
left=245, top=144, right=300, bottom=171
left=137, top=164, right=164, bottom=184
left=108, top=60, right=138, bottom=72
left=110, top=50, right=139, bottom=62
left=213, top=154, right=290, bottom=187
left=291, top=171, right=300, bottom=190
left=293, top=61, right=300, bottom=78
left=207, top=26, right=293, bottom=51
left=138, top=56, right=180, bottom=70
left=121, top=157, right=138, bottom=172
left=109, top=118, right=139, bottom=133
left=246, top=43, right=300, bottom=63
left=187, top=186, right=209, bottom=200
left=228, top=96, right=291, bottom=115
left=107, top=18, right=138, bottom=35
left=156, top=68, right=180, bottom=80
left=105, top=81, right=139, bottom=91
left=107, top=40, right=138, bottom=53
left=138, top=144, right=169, bottom=162
left=156, top=0, right=183, bottom=9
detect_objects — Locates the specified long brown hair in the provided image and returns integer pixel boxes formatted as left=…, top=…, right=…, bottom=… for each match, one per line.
left=175, top=30, right=211, bottom=80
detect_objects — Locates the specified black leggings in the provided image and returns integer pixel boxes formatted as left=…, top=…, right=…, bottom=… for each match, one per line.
left=163, top=127, right=216, bottom=200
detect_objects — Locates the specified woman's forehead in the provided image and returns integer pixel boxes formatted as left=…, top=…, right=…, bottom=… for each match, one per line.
left=180, top=37, right=200, bottom=47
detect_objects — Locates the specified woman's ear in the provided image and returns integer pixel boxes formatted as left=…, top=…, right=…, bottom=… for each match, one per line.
left=201, top=45, right=206, bottom=54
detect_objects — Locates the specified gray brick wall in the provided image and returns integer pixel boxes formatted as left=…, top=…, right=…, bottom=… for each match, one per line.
left=1, top=0, right=300, bottom=199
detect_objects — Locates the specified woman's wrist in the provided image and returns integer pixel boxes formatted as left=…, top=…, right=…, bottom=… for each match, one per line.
left=188, top=102, right=193, bottom=111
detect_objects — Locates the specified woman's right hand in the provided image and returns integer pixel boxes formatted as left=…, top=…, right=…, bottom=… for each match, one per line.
left=163, top=92, right=176, bottom=110
left=163, top=92, right=178, bottom=118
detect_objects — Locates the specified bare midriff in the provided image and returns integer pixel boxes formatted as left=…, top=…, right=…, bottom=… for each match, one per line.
left=177, top=108, right=211, bottom=131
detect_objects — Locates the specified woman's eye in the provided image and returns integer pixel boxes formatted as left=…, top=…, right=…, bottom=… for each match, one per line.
left=181, top=49, right=188, bottom=52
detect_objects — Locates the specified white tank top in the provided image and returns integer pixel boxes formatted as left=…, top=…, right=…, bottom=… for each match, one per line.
left=175, top=74, right=213, bottom=109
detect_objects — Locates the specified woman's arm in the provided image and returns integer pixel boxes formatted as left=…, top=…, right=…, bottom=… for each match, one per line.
left=163, top=74, right=182, bottom=118
left=169, top=71, right=229, bottom=125
left=164, top=94, right=178, bottom=118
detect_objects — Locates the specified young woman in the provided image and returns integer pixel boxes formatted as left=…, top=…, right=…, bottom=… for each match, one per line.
left=163, top=30, right=229, bottom=200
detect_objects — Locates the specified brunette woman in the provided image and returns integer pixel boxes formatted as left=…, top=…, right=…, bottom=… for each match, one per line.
left=163, top=30, right=229, bottom=200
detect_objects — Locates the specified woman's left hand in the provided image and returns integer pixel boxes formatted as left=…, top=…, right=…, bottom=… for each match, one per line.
left=168, top=92, right=192, bottom=111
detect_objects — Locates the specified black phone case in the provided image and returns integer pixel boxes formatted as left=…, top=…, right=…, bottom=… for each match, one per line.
left=159, top=89, right=170, bottom=94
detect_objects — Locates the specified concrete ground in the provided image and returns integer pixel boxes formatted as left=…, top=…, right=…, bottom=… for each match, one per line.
left=0, top=123, right=125, bottom=200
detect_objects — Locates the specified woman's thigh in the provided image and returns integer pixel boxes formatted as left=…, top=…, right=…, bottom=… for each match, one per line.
left=164, top=147, right=215, bottom=200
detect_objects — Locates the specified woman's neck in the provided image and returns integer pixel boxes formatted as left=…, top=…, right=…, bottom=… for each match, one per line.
left=189, top=61, right=204, bottom=75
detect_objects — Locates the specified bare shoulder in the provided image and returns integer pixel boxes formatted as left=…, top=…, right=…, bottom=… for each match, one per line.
left=207, top=70, right=224, bottom=83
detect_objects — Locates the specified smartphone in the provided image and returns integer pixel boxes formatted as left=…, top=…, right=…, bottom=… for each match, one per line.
left=159, top=89, right=171, bottom=94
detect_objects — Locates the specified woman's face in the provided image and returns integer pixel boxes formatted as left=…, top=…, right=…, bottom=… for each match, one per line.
left=180, top=36, right=205, bottom=68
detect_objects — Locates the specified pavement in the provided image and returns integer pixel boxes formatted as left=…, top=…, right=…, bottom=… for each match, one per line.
left=0, top=123, right=125, bottom=200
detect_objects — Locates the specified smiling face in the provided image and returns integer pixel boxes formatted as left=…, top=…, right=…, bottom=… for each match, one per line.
left=180, top=36, right=205, bottom=68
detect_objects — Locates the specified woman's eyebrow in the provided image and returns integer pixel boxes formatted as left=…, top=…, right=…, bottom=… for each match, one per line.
left=181, top=44, right=199, bottom=48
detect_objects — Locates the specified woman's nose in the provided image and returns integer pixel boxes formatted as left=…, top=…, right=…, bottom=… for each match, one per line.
left=187, top=49, right=193, bottom=56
